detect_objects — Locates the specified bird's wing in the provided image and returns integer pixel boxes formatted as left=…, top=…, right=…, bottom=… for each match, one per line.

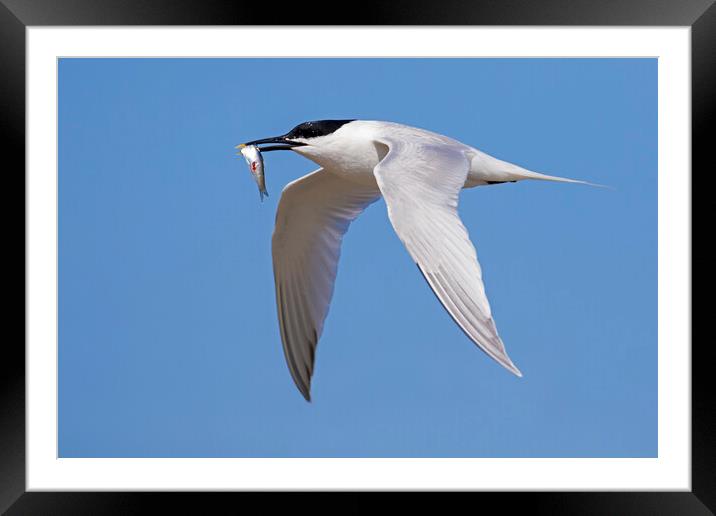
left=272, top=169, right=380, bottom=400
left=372, top=137, right=522, bottom=376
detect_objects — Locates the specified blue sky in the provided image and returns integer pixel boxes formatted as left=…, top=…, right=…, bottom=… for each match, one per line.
left=58, top=58, right=657, bottom=457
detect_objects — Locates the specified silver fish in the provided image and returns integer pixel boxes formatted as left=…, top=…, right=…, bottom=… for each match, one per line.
left=237, top=144, right=268, bottom=201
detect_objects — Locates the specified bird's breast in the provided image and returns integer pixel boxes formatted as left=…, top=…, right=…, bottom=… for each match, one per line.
left=296, top=140, right=382, bottom=187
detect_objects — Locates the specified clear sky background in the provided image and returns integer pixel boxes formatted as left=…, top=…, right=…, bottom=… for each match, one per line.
left=58, top=58, right=656, bottom=457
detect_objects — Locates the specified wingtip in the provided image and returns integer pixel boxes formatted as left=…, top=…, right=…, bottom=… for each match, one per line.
left=504, top=360, right=523, bottom=378
left=297, top=383, right=312, bottom=402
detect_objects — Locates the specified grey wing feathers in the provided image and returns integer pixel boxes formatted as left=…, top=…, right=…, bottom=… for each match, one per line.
left=372, top=137, right=522, bottom=376
left=272, top=169, right=380, bottom=400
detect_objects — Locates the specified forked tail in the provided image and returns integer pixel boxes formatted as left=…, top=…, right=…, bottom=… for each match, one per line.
left=512, top=169, right=610, bottom=189
left=469, top=149, right=609, bottom=188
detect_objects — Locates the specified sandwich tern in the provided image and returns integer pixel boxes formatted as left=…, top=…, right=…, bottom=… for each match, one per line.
left=240, top=119, right=594, bottom=401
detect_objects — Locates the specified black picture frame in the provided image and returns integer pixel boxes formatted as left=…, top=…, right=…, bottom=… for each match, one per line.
left=6, top=1, right=709, bottom=513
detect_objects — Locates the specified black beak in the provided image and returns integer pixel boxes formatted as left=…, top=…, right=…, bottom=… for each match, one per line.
left=238, top=135, right=307, bottom=153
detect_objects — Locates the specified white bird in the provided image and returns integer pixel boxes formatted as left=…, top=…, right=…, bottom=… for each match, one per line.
left=241, top=120, right=593, bottom=401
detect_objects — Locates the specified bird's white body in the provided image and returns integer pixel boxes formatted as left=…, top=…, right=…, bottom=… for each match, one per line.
left=292, top=120, right=580, bottom=189
left=256, top=120, right=592, bottom=400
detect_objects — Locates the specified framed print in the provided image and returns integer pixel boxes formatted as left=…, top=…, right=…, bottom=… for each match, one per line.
left=8, top=0, right=710, bottom=513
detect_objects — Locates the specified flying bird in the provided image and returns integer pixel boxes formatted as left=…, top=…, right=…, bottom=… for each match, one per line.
left=240, top=120, right=594, bottom=401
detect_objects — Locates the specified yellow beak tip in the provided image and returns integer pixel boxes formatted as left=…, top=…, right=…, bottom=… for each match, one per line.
left=235, top=144, right=247, bottom=149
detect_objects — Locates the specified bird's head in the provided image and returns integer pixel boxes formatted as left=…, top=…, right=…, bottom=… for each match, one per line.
left=240, top=119, right=357, bottom=167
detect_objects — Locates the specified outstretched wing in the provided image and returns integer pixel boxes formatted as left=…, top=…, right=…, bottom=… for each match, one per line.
left=272, top=169, right=380, bottom=400
left=373, top=137, right=522, bottom=376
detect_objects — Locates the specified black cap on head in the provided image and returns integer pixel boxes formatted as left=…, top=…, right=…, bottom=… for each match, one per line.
left=241, top=120, right=356, bottom=152
left=285, top=120, right=355, bottom=140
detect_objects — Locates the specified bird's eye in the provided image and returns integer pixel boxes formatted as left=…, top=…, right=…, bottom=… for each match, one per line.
left=288, top=123, right=315, bottom=139
left=286, top=120, right=354, bottom=140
